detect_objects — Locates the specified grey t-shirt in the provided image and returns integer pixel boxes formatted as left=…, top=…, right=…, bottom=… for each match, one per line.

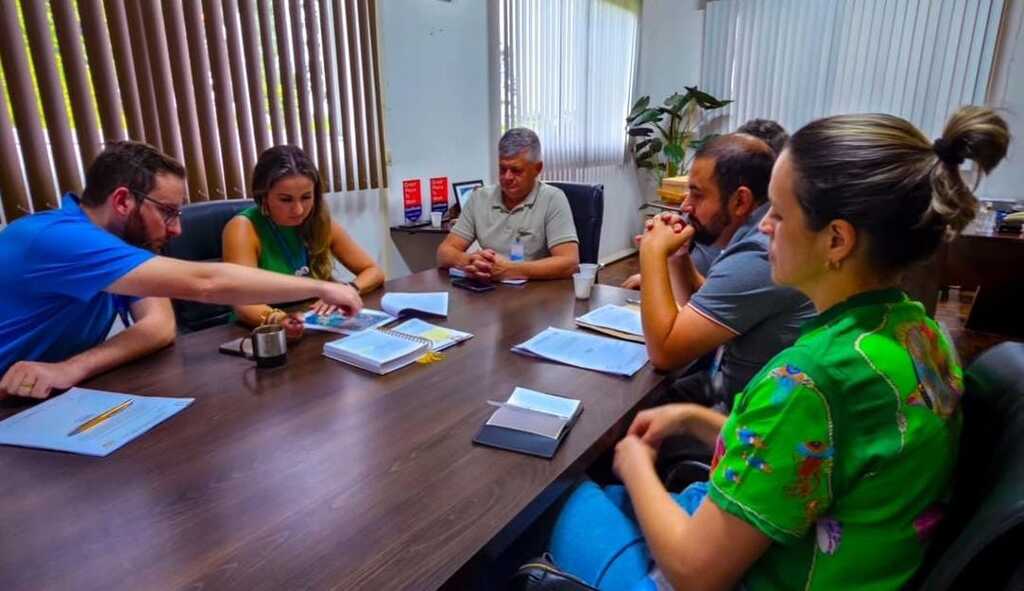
left=688, top=203, right=817, bottom=402
left=450, top=182, right=578, bottom=260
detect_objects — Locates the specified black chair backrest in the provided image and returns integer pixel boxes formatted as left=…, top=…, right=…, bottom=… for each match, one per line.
left=163, top=199, right=254, bottom=332
left=547, top=182, right=604, bottom=264
left=914, top=342, right=1024, bottom=590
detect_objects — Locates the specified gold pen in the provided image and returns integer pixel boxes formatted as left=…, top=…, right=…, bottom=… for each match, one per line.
left=67, top=399, right=133, bottom=437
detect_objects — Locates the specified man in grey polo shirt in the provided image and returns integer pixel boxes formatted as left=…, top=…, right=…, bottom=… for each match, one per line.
left=436, top=128, right=580, bottom=281
left=638, top=133, right=816, bottom=409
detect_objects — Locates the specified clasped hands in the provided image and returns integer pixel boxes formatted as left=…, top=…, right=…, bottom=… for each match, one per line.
left=462, top=249, right=518, bottom=281
left=639, top=211, right=696, bottom=257
left=621, top=212, right=696, bottom=289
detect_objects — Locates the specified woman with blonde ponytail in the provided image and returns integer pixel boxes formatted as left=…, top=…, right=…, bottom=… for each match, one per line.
left=223, top=145, right=384, bottom=339
left=540, top=107, right=1009, bottom=591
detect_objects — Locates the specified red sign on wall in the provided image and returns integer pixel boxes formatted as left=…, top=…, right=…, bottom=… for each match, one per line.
left=402, top=179, right=422, bottom=222
left=430, top=177, right=449, bottom=212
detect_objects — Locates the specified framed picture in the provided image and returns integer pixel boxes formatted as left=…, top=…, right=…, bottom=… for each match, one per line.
left=452, top=180, right=484, bottom=210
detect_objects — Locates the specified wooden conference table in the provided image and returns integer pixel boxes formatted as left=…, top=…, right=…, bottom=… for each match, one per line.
left=0, top=270, right=664, bottom=591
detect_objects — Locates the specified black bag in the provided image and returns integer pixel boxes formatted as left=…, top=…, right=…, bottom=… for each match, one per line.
left=509, top=553, right=598, bottom=591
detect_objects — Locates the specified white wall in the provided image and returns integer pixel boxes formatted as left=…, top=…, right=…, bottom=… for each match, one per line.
left=636, top=0, right=705, bottom=113
left=982, top=0, right=1024, bottom=202
left=376, top=0, right=495, bottom=276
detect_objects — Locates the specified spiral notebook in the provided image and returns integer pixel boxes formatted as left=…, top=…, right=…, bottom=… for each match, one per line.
left=322, top=328, right=434, bottom=375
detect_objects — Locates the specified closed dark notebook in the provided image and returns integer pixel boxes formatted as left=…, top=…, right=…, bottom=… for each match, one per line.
left=473, top=410, right=582, bottom=459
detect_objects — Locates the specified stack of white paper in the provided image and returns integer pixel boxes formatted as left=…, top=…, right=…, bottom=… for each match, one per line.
left=512, top=327, right=649, bottom=377
left=575, top=304, right=644, bottom=342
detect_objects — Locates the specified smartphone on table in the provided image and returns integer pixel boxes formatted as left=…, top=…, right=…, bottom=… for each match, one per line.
left=451, top=277, right=496, bottom=293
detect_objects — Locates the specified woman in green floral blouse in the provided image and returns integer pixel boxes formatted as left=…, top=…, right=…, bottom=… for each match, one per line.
left=546, top=106, right=1010, bottom=591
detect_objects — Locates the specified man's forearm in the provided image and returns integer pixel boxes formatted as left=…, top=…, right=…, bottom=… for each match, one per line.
left=640, top=246, right=681, bottom=348
left=437, top=244, right=472, bottom=269
left=667, top=251, right=704, bottom=306
left=509, top=255, right=578, bottom=280
left=193, top=262, right=329, bottom=305
left=63, top=313, right=176, bottom=384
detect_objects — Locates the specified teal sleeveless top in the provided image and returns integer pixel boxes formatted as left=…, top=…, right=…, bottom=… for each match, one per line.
left=236, top=206, right=308, bottom=276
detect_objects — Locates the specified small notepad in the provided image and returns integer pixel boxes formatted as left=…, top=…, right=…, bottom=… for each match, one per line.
left=575, top=304, right=644, bottom=343
left=474, top=387, right=583, bottom=458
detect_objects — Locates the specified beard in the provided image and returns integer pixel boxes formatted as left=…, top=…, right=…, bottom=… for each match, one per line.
left=690, top=208, right=731, bottom=246
left=123, top=209, right=163, bottom=253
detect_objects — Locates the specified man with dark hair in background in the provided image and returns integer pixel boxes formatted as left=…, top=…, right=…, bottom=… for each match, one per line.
left=0, top=141, right=363, bottom=399
left=736, top=118, right=789, bottom=155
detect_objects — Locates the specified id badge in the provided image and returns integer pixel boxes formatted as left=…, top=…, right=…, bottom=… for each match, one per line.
left=510, top=241, right=525, bottom=262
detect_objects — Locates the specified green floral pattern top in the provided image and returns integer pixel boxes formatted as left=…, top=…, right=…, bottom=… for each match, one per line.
left=708, top=289, right=962, bottom=590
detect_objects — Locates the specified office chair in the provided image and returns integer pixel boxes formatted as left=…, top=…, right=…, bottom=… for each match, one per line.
left=548, top=182, right=604, bottom=265
left=912, top=341, right=1024, bottom=590
left=163, top=199, right=254, bottom=332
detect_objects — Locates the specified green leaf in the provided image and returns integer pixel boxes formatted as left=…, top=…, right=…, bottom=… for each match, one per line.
left=664, top=91, right=695, bottom=114
left=629, top=108, right=662, bottom=126
left=649, top=138, right=664, bottom=153
left=627, top=127, right=655, bottom=137
left=627, top=96, right=651, bottom=122
left=664, top=143, right=685, bottom=165
left=684, top=85, right=733, bottom=110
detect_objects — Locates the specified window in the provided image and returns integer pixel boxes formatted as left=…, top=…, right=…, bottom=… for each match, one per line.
left=499, top=0, right=641, bottom=176
left=701, top=0, right=1005, bottom=138
left=0, top=0, right=386, bottom=224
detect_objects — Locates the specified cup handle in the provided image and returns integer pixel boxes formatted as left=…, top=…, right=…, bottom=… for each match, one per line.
left=245, top=334, right=257, bottom=360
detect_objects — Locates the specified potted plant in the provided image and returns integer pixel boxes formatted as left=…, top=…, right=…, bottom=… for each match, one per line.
left=626, top=86, right=732, bottom=202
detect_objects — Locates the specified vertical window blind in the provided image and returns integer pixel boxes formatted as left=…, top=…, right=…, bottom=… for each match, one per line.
left=499, top=0, right=640, bottom=177
left=701, top=0, right=1006, bottom=139
left=0, top=0, right=387, bottom=225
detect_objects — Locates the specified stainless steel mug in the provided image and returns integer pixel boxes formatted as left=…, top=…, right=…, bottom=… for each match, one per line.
left=250, top=324, right=288, bottom=368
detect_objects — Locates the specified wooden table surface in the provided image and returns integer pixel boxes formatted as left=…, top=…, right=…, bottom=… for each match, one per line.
left=0, top=270, right=663, bottom=591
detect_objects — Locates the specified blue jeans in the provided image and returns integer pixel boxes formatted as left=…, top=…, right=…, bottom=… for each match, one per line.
left=548, top=480, right=709, bottom=591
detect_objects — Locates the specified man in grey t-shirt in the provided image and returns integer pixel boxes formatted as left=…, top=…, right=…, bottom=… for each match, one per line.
left=436, top=128, right=580, bottom=281
left=637, top=133, right=815, bottom=408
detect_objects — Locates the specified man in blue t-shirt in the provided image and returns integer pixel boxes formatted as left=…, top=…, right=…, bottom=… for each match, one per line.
left=633, top=133, right=816, bottom=408
left=0, top=141, right=365, bottom=400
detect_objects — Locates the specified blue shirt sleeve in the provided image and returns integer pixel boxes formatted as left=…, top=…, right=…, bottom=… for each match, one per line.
left=24, top=217, right=154, bottom=302
left=689, top=240, right=788, bottom=335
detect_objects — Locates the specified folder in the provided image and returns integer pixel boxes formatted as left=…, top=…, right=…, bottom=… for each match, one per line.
left=473, top=388, right=583, bottom=459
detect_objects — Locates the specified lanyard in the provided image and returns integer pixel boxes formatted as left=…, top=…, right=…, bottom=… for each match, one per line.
left=267, top=221, right=309, bottom=276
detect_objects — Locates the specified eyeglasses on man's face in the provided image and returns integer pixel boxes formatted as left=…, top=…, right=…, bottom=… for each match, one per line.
left=127, top=189, right=184, bottom=225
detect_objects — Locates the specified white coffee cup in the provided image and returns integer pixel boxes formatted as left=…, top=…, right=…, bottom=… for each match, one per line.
left=573, top=273, right=594, bottom=299
left=430, top=211, right=443, bottom=228
left=578, top=263, right=600, bottom=279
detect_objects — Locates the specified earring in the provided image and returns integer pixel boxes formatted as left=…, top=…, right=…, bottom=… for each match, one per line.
left=827, top=259, right=842, bottom=271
